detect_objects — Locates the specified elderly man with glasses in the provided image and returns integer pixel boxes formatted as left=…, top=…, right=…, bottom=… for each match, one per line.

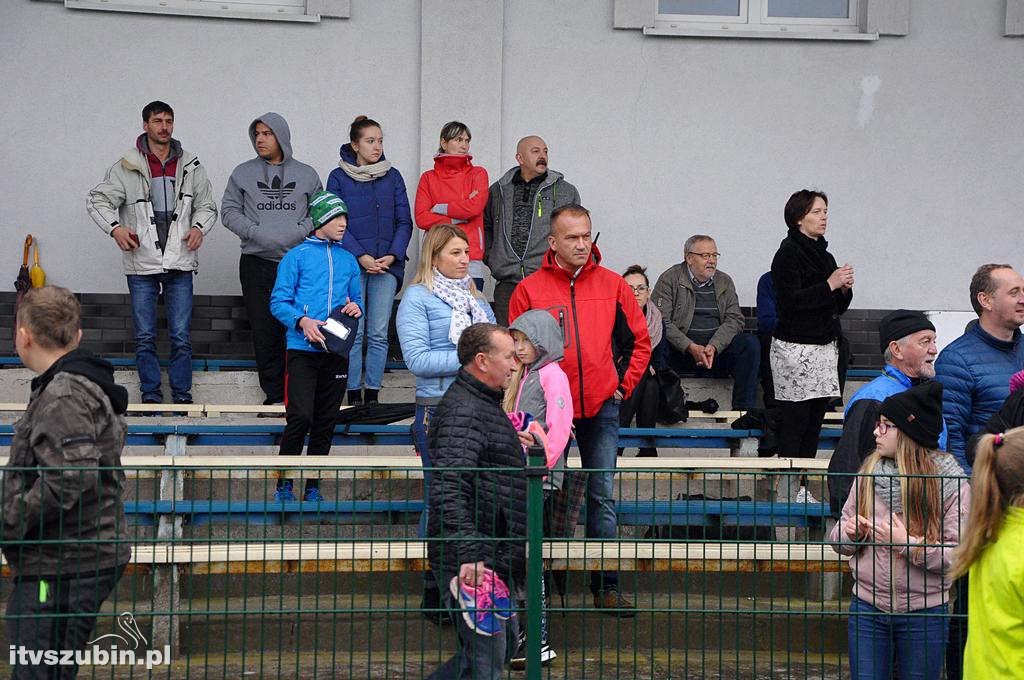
left=651, top=234, right=760, bottom=409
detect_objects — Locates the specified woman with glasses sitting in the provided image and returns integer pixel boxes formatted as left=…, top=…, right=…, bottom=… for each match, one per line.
left=618, top=265, right=670, bottom=457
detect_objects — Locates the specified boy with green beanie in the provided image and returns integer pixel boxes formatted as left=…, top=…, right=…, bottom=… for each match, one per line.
left=270, top=191, right=362, bottom=501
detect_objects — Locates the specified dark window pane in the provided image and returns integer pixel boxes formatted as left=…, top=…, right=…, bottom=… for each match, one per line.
left=658, top=0, right=741, bottom=17
left=767, top=0, right=849, bottom=19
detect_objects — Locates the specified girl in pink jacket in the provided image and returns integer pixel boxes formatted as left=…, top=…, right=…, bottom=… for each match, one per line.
left=829, top=382, right=969, bottom=680
left=503, top=309, right=574, bottom=667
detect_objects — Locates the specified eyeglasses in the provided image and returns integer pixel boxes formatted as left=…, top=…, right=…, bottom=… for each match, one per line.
left=875, top=420, right=893, bottom=435
left=687, top=252, right=721, bottom=261
left=630, top=285, right=649, bottom=294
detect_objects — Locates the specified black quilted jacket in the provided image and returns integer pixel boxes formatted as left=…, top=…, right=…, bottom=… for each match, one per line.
left=426, top=369, right=527, bottom=584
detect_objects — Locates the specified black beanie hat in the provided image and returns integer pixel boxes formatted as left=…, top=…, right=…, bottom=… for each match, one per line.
left=879, top=382, right=944, bottom=449
left=878, top=310, right=936, bottom=353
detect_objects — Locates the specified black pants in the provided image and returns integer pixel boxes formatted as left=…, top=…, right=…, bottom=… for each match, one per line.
left=280, top=350, right=349, bottom=458
left=946, top=574, right=968, bottom=680
left=777, top=395, right=830, bottom=459
left=491, top=280, right=518, bottom=327
left=6, top=565, right=126, bottom=680
left=618, top=368, right=660, bottom=457
left=777, top=397, right=830, bottom=487
left=240, top=254, right=286, bottom=404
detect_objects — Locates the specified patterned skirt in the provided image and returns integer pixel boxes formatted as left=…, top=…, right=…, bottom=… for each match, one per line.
left=769, top=338, right=840, bottom=402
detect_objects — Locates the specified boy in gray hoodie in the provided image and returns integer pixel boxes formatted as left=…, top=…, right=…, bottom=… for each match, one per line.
left=221, top=113, right=323, bottom=405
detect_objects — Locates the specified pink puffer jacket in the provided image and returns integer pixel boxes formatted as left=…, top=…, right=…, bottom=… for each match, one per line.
left=829, top=483, right=971, bottom=613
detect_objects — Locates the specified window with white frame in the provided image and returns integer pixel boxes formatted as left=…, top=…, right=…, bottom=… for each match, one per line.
left=650, top=0, right=874, bottom=40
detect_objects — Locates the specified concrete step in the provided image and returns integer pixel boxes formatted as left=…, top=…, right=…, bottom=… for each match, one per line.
left=30, top=588, right=845, bottom=657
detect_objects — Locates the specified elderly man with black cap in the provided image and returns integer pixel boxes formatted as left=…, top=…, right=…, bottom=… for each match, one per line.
left=826, top=310, right=948, bottom=516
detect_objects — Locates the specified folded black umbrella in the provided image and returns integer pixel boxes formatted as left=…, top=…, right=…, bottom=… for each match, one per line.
left=335, top=402, right=416, bottom=425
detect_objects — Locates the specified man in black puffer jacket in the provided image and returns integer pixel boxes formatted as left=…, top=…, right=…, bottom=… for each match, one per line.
left=426, top=323, right=526, bottom=680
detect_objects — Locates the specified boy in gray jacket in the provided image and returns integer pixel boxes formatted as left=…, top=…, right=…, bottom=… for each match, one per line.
left=222, top=112, right=323, bottom=405
left=3, top=287, right=131, bottom=678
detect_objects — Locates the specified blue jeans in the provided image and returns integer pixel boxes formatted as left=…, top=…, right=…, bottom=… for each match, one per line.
left=667, top=332, right=760, bottom=409
left=848, top=597, right=948, bottom=680
left=126, top=271, right=193, bottom=403
left=414, top=404, right=437, bottom=586
left=574, top=398, right=620, bottom=595
left=428, top=570, right=519, bottom=680
left=347, top=272, right=397, bottom=391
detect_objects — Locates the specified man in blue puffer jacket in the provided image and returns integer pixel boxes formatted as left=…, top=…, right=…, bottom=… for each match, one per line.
left=935, top=264, right=1024, bottom=473
left=934, top=264, right=1024, bottom=680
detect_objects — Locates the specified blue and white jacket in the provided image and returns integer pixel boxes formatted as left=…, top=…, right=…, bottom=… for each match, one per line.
left=395, top=284, right=495, bottom=403
left=935, top=322, right=1024, bottom=472
left=844, top=365, right=949, bottom=450
left=270, top=235, right=362, bottom=352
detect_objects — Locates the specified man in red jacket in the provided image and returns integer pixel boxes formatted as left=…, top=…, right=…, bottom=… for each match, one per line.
left=509, top=204, right=651, bottom=614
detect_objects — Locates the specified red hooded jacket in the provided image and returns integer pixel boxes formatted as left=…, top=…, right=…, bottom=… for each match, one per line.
left=414, top=154, right=489, bottom=260
left=509, top=245, right=652, bottom=419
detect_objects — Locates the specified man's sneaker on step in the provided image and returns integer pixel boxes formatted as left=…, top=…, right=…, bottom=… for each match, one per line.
left=794, top=487, right=819, bottom=504
left=303, top=486, right=324, bottom=502
left=593, top=589, right=636, bottom=617
left=274, top=480, right=296, bottom=502
left=449, top=575, right=502, bottom=636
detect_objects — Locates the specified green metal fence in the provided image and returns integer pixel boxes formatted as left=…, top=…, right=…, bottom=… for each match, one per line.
left=1, top=457, right=969, bottom=679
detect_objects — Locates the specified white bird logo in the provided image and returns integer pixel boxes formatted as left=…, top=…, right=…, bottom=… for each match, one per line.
left=87, top=612, right=147, bottom=650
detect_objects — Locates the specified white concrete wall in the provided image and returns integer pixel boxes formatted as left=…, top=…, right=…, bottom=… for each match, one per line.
left=1, top=0, right=1021, bottom=310
left=499, top=0, right=1024, bottom=311
left=0, top=0, right=421, bottom=295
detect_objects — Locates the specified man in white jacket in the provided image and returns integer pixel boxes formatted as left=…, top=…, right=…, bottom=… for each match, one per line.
left=87, top=101, right=217, bottom=405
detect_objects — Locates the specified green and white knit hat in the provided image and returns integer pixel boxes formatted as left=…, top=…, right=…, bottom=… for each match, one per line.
left=308, top=191, right=348, bottom=229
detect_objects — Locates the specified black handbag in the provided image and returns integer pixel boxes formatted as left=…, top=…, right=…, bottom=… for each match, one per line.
left=654, top=365, right=688, bottom=424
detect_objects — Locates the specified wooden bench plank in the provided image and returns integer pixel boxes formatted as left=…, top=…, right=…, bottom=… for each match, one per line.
left=0, top=453, right=832, bottom=470
left=2, top=541, right=844, bottom=573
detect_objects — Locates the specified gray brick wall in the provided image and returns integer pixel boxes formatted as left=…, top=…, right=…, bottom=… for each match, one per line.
left=2, top=293, right=891, bottom=368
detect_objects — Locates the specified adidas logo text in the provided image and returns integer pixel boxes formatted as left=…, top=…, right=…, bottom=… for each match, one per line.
left=257, top=200, right=297, bottom=211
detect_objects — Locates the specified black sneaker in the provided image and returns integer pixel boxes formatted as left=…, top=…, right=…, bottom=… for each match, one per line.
left=593, top=589, right=636, bottom=617
left=139, top=400, right=162, bottom=417
left=258, top=401, right=285, bottom=418
left=421, top=586, right=452, bottom=625
left=509, top=630, right=557, bottom=670
left=347, top=389, right=363, bottom=407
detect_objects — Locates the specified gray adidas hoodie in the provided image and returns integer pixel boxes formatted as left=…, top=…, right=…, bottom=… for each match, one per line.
left=509, top=310, right=573, bottom=491
left=221, top=113, right=323, bottom=262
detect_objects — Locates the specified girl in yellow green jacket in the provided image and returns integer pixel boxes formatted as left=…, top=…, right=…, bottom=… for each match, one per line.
left=950, top=427, right=1024, bottom=677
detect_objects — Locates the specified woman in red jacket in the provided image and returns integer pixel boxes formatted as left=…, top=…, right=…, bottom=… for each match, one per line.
left=414, top=121, right=489, bottom=290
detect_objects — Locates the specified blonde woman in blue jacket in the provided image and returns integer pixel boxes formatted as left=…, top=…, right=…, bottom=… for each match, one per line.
left=396, top=224, right=495, bottom=619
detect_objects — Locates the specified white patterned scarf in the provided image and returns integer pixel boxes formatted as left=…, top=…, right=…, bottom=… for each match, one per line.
left=431, top=267, right=490, bottom=345
left=338, top=156, right=392, bottom=183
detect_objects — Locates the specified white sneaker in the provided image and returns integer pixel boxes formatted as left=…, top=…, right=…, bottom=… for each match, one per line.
left=509, top=636, right=557, bottom=669
left=794, top=487, right=819, bottom=504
